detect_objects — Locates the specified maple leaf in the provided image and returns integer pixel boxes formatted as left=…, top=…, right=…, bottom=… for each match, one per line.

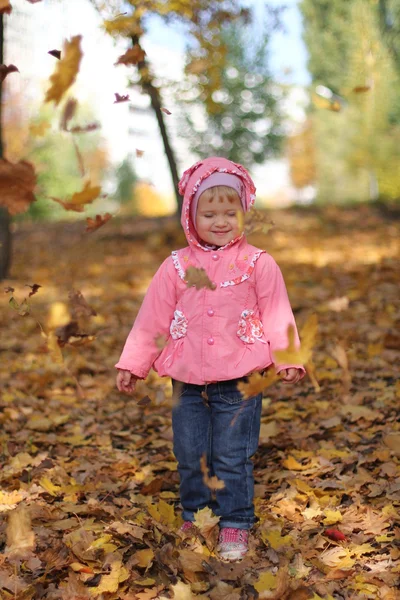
left=200, top=454, right=225, bottom=490
left=48, top=49, right=61, bottom=59
left=5, top=504, right=35, bottom=562
left=114, top=92, right=130, bottom=103
left=60, top=97, right=78, bottom=131
left=0, top=158, right=36, bottom=215
left=51, top=181, right=101, bottom=212
left=45, top=35, right=83, bottom=105
left=115, top=44, right=146, bottom=66
left=85, top=213, right=112, bottom=232
left=238, top=368, right=278, bottom=399
left=320, top=547, right=355, bottom=569
left=273, top=313, right=318, bottom=366
left=0, top=0, right=11, bottom=14
left=0, top=63, right=18, bottom=82
left=193, top=506, right=220, bottom=537
left=185, top=265, right=216, bottom=290
left=91, top=553, right=129, bottom=596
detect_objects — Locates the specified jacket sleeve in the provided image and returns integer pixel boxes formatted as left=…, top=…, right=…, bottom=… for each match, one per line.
left=255, top=253, right=305, bottom=376
left=115, top=256, right=177, bottom=378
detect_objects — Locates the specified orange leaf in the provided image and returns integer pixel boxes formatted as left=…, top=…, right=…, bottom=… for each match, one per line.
left=45, top=35, right=83, bottom=105
left=0, top=0, right=12, bottom=14
left=51, top=181, right=101, bottom=212
left=115, top=44, right=146, bottom=66
left=0, top=159, right=36, bottom=215
left=85, top=213, right=112, bottom=232
left=136, top=148, right=145, bottom=157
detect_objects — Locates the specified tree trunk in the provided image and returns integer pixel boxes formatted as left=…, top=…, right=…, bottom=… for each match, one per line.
left=131, top=35, right=182, bottom=215
left=0, top=14, right=12, bottom=281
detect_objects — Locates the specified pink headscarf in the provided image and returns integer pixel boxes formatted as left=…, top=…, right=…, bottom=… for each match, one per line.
left=190, top=172, right=245, bottom=228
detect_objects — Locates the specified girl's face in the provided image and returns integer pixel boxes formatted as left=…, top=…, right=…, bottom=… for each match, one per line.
left=195, top=189, right=244, bottom=247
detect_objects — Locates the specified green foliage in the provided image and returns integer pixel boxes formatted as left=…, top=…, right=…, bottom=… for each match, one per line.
left=179, top=19, right=284, bottom=166
left=114, top=156, right=138, bottom=209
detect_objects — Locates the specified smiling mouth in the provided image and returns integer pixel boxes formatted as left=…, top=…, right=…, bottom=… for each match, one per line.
left=212, top=231, right=231, bottom=234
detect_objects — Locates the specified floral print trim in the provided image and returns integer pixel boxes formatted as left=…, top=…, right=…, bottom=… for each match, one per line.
left=237, top=309, right=265, bottom=344
left=171, top=251, right=186, bottom=281
left=220, top=250, right=264, bottom=287
left=170, top=310, right=188, bottom=339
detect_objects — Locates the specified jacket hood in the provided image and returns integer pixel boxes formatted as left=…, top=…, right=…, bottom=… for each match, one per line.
left=178, top=156, right=256, bottom=250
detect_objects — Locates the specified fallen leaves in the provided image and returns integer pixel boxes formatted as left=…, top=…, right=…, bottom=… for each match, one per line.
left=45, top=35, right=83, bottom=105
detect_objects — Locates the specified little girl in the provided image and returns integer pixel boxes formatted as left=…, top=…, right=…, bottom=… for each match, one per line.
left=116, top=156, right=304, bottom=561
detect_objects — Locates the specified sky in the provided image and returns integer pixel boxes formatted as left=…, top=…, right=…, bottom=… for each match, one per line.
left=7, top=0, right=310, bottom=207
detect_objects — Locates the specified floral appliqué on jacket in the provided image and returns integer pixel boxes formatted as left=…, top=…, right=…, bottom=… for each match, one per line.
left=237, top=309, right=265, bottom=344
left=170, top=310, right=188, bottom=340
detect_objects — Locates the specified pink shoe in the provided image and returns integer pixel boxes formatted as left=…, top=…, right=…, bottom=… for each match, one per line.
left=180, top=521, right=194, bottom=532
left=218, top=527, right=248, bottom=561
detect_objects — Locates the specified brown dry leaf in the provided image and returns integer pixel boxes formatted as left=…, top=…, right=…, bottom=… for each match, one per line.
left=85, top=213, right=112, bottom=232
left=60, top=97, right=78, bottom=131
left=48, top=49, right=61, bottom=59
left=45, top=35, right=83, bottom=105
left=353, top=85, right=371, bottom=93
left=136, top=148, right=145, bottom=157
left=70, top=122, right=100, bottom=133
left=51, top=181, right=101, bottom=212
left=0, top=0, right=12, bottom=14
left=0, top=158, right=36, bottom=215
left=5, top=504, right=35, bottom=561
left=0, top=63, right=18, bottom=82
left=115, top=44, right=146, bottom=66
left=161, top=107, right=172, bottom=115
left=200, top=453, right=225, bottom=490
left=238, top=368, right=278, bottom=400
left=114, top=92, right=130, bottom=103
left=185, top=266, right=216, bottom=290
left=25, top=283, right=41, bottom=297
left=209, top=581, right=241, bottom=600
left=69, top=289, right=97, bottom=319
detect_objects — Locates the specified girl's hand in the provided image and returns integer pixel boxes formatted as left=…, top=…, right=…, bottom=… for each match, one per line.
left=279, top=368, right=303, bottom=384
left=116, top=369, right=138, bottom=394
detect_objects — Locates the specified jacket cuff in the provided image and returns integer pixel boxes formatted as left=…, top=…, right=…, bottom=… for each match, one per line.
left=275, top=364, right=306, bottom=378
left=115, top=363, right=148, bottom=379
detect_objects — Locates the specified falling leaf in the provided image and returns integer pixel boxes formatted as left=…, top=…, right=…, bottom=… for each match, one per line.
left=238, top=368, right=278, bottom=399
left=5, top=504, right=35, bottom=561
left=48, top=49, right=61, bottom=59
left=273, top=314, right=318, bottom=367
left=244, top=207, right=274, bottom=235
left=114, top=92, right=130, bottom=103
left=137, top=395, right=152, bottom=407
left=200, top=454, right=225, bottom=490
left=136, top=148, right=145, bottom=157
left=185, top=266, right=216, bottom=290
left=25, top=283, right=41, bottom=297
left=0, top=63, right=18, bottom=82
left=70, top=122, right=100, bottom=133
left=0, top=0, right=12, bottom=14
left=42, top=330, right=64, bottom=364
left=115, top=44, right=146, bottom=66
left=29, top=121, right=51, bottom=137
left=85, top=213, right=112, bottom=232
left=0, top=159, right=36, bottom=215
left=50, top=181, right=101, bottom=212
left=69, top=289, right=97, bottom=319
left=161, top=107, right=171, bottom=115
left=60, top=97, right=78, bottom=131
left=45, top=35, right=83, bottom=105
left=353, top=85, right=371, bottom=93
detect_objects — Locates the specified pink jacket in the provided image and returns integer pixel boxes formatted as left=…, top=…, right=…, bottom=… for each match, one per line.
left=116, top=157, right=305, bottom=384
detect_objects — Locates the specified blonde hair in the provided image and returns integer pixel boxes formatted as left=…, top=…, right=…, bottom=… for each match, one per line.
left=200, top=185, right=241, bottom=204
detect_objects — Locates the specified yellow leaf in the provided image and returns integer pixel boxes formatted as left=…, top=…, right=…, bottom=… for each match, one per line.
left=136, top=548, right=154, bottom=568
left=320, top=547, right=355, bottom=569
left=70, top=181, right=101, bottom=207
left=253, top=571, right=277, bottom=593
left=0, top=490, right=25, bottom=512
left=45, top=35, right=83, bottom=105
left=262, top=529, right=292, bottom=550
left=274, top=314, right=318, bottom=367
left=282, top=455, right=309, bottom=471
left=45, top=330, right=64, bottom=365
left=350, top=543, right=375, bottom=558
left=29, top=121, right=51, bottom=137
left=87, top=534, right=113, bottom=550
left=147, top=499, right=177, bottom=527
left=135, top=578, right=157, bottom=587
left=91, top=555, right=129, bottom=596
left=39, top=477, right=62, bottom=496
left=323, top=510, right=342, bottom=525
left=193, top=506, right=220, bottom=536
left=238, top=369, right=278, bottom=400
left=103, top=15, right=143, bottom=37
left=5, top=504, right=35, bottom=560
left=170, top=580, right=193, bottom=600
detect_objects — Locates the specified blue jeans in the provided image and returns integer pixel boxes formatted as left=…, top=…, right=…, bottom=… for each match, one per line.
left=172, top=378, right=262, bottom=529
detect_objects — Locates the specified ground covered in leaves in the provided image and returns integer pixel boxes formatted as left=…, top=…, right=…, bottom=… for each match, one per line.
left=0, top=205, right=399, bottom=600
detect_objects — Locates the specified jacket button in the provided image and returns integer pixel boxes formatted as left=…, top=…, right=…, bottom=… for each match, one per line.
left=207, top=337, right=214, bottom=345
left=207, top=308, right=214, bottom=317
left=212, top=254, right=219, bottom=261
